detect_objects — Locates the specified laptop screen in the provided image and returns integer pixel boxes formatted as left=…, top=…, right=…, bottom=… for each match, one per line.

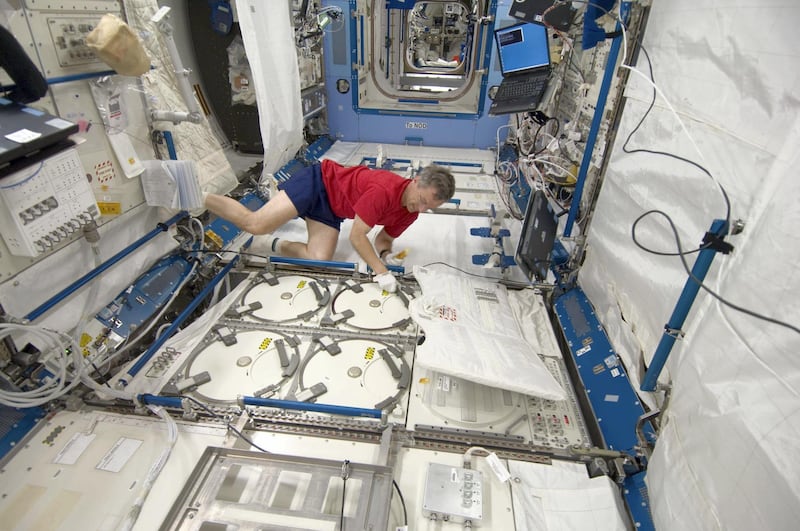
left=515, top=190, right=558, bottom=282
left=495, top=22, right=550, bottom=75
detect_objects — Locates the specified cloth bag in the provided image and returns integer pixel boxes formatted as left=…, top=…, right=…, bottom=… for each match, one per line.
left=86, top=13, right=150, bottom=76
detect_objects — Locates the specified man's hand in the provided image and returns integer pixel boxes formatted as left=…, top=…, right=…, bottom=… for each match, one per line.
left=375, top=271, right=397, bottom=293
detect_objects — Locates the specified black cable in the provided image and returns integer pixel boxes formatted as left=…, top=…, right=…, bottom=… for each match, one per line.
left=89, top=360, right=112, bottom=387
left=631, top=211, right=700, bottom=257
left=180, top=395, right=271, bottom=453
left=533, top=116, right=560, bottom=157
left=562, top=3, right=797, bottom=335
left=420, top=261, right=506, bottom=279
left=392, top=479, right=409, bottom=526
left=559, top=0, right=733, bottom=230
left=180, top=248, right=270, bottom=261
left=340, top=478, right=346, bottom=530
left=340, top=459, right=350, bottom=531
left=632, top=210, right=800, bottom=336
left=618, top=42, right=798, bottom=333
left=620, top=43, right=732, bottom=242
left=192, top=248, right=506, bottom=282
left=492, top=165, right=525, bottom=221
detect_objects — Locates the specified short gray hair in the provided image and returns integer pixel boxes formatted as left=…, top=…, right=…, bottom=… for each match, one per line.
left=418, top=164, right=455, bottom=201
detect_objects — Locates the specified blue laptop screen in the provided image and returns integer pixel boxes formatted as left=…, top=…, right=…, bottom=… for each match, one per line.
left=495, top=22, right=550, bottom=75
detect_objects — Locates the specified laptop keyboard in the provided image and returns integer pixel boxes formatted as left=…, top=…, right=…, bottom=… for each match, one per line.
left=496, top=76, right=547, bottom=100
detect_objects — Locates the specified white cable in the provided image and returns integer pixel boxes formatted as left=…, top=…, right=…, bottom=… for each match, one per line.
left=318, top=5, right=343, bottom=15
left=496, top=160, right=519, bottom=185
left=618, top=1, right=629, bottom=71
left=620, top=64, right=707, bottom=167
left=462, top=446, right=491, bottom=469
left=599, top=0, right=707, bottom=169
left=190, top=216, right=205, bottom=246
left=530, top=157, right=577, bottom=182
left=520, top=158, right=544, bottom=190
left=0, top=323, right=86, bottom=407
left=73, top=239, right=105, bottom=344
left=495, top=124, right=513, bottom=169
left=538, top=132, right=559, bottom=147
left=154, top=322, right=173, bottom=340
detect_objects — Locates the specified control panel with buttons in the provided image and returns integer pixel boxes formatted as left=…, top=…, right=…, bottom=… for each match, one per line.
left=422, top=463, right=483, bottom=523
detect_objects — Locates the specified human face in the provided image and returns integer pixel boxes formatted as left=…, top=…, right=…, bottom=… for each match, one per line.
left=408, top=182, right=445, bottom=213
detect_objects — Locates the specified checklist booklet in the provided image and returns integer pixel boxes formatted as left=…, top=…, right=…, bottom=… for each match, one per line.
left=141, top=159, right=203, bottom=210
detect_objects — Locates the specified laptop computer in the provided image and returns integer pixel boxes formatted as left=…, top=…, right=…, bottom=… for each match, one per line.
left=0, top=98, right=78, bottom=171
left=489, top=21, right=552, bottom=116
left=515, top=190, right=558, bottom=282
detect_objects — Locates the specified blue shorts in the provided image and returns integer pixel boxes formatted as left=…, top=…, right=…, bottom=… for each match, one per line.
left=278, top=163, right=344, bottom=231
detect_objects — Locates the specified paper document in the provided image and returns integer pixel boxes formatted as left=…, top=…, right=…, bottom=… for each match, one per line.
left=141, top=159, right=203, bottom=210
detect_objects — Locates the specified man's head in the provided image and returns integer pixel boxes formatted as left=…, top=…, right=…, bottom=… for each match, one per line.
left=406, top=164, right=455, bottom=213
left=418, top=164, right=456, bottom=201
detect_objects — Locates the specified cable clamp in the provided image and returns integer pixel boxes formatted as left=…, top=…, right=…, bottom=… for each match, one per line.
left=664, top=326, right=684, bottom=339
left=702, top=232, right=734, bottom=254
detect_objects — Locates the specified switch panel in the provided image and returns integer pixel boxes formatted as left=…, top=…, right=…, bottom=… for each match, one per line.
left=0, top=148, right=98, bottom=257
left=422, top=463, right=483, bottom=523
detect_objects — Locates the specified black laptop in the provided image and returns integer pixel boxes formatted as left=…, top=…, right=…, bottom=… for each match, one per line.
left=515, top=190, right=558, bottom=282
left=489, top=21, right=552, bottom=116
left=0, top=98, right=78, bottom=170
left=509, top=0, right=577, bottom=32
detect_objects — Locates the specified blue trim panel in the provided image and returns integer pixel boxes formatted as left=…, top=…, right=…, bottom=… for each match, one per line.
left=623, top=471, right=655, bottom=531
left=565, top=1, right=631, bottom=236
left=0, top=406, right=45, bottom=460
left=553, top=286, right=656, bottom=452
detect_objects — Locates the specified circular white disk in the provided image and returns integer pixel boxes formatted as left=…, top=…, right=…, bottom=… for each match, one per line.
left=187, top=330, right=294, bottom=402
left=332, top=282, right=412, bottom=330
left=415, top=373, right=524, bottom=428
left=243, top=275, right=327, bottom=322
left=300, top=339, right=407, bottom=410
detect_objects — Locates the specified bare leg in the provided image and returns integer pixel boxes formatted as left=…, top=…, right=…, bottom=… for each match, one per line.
left=279, top=218, right=339, bottom=260
left=205, top=190, right=299, bottom=235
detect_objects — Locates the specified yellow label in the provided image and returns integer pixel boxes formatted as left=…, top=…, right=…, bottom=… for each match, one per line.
left=79, top=333, right=92, bottom=348
left=97, top=202, right=122, bottom=215
left=297, top=280, right=307, bottom=289
left=365, top=346, right=376, bottom=360
left=259, top=337, right=272, bottom=350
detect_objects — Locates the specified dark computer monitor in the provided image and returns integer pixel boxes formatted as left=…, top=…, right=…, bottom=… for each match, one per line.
left=508, top=0, right=577, bottom=32
left=515, top=190, right=558, bottom=282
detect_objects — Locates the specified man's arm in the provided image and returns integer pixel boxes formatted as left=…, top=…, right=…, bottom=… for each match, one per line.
left=350, top=215, right=388, bottom=274
left=374, top=228, right=395, bottom=262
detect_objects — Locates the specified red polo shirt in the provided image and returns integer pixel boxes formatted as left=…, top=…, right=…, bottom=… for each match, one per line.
left=321, top=159, right=417, bottom=238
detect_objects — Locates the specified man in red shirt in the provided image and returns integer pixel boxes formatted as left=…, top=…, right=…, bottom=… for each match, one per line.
left=203, top=159, right=455, bottom=292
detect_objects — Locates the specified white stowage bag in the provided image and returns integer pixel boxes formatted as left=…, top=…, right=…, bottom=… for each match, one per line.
left=409, top=266, right=566, bottom=399
left=86, top=13, right=151, bottom=76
